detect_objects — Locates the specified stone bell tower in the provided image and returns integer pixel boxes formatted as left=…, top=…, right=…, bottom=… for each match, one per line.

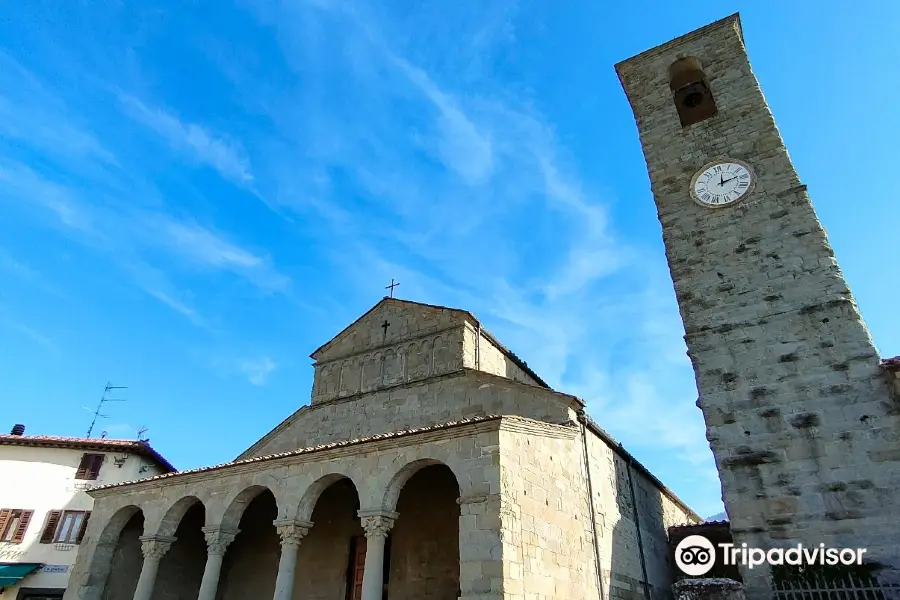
left=616, top=13, right=900, bottom=596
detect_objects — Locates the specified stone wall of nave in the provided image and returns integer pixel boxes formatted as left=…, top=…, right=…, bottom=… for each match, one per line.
left=583, top=430, right=700, bottom=600
left=498, top=424, right=597, bottom=600
left=462, top=324, right=541, bottom=387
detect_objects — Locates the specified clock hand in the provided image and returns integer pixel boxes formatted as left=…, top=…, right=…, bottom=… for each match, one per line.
left=719, top=174, right=724, bottom=187
left=722, top=176, right=738, bottom=185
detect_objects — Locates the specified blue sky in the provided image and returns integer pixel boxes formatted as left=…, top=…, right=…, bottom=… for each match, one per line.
left=1, top=1, right=897, bottom=518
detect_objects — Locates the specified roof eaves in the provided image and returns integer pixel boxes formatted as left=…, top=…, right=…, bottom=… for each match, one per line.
left=880, top=356, right=900, bottom=371
left=0, top=435, right=176, bottom=473
left=91, top=414, right=504, bottom=492
left=579, top=412, right=703, bottom=523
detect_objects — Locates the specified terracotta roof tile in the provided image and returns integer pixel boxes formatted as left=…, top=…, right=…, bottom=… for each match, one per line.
left=0, top=434, right=176, bottom=472
left=91, top=415, right=505, bottom=492
left=880, top=356, right=900, bottom=371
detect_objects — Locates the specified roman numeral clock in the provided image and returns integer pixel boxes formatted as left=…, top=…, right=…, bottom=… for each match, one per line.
left=690, top=159, right=756, bottom=207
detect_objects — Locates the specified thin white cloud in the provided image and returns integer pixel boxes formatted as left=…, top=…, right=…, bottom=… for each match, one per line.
left=237, top=356, right=278, bottom=386
left=0, top=161, right=93, bottom=232
left=120, top=95, right=254, bottom=184
left=0, top=52, right=118, bottom=167
left=0, top=247, right=67, bottom=298
left=151, top=219, right=291, bottom=295
left=230, top=0, right=720, bottom=512
left=0, top=158, right=290, bottom=320
left=0, top=316, right=58, bottom=352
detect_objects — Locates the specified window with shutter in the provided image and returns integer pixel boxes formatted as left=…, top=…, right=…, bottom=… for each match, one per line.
left=0, top=509, right=11, bottom=540
left=75, top=453, right=104, bottom=480
left=11, top=510, right=33, bottom=543
left=40, top=510, right=63, bottom=544
left=55, top=510, right=89, bottom=544
left=0, top=509, right=32, bottom=543
left=75, top=511, right=92, bottom=544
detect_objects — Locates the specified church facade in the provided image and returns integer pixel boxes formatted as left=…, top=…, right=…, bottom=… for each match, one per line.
left=62, top=298, right=700, bottom=600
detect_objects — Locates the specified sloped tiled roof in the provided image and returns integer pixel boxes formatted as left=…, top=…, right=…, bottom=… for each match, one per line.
left=90, top=415, right=506, bottom=492
left=880, top=356, right=900, bottom=371
left=0, top=434, right=176, bottom=472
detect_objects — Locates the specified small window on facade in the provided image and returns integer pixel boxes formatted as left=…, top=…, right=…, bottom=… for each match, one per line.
left=75, top=453, right=104, bottom=480
left=53, top=510, right=91, bottom=544
left=0, top=508, right=34, bottom=543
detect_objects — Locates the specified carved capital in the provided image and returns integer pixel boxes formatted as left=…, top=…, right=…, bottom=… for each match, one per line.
left=201, top=526, right=239, bottom=556
left=273, top=519, right=313, bottom=548
left=358, top=509, right=397, bottom=540
left=139, top=535, right=177, bottom=561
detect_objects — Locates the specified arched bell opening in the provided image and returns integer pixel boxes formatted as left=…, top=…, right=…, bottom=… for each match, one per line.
left=669, top=56, right=718, bottom=127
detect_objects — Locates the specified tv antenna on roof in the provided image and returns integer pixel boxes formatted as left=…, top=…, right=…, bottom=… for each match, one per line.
left=86, top=381, right=127, bottom=439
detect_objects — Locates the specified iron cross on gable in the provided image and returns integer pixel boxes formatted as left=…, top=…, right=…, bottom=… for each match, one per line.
left=385, top=278, right=399, bottom=298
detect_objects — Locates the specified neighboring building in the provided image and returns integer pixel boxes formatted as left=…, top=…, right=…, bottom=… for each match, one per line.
left=62, top=296, right=701, bottom=600
left=0, top=426, right=175, bottom=599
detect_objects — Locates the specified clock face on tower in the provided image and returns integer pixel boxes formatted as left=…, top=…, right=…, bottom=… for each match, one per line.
left=690, top=159, right=756, bottom=208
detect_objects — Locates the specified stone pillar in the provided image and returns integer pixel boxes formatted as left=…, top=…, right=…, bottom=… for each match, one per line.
left=358, top=509, right=397, bottom=600
left=133, top=535, right=177, bottom=600
left=272, top=519, right=313, bottom=600
left=197, top=526, right=239, bottom=600
left=457, top=494, right=504, bottom=600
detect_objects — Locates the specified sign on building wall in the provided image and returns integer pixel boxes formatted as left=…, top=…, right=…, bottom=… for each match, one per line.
left=41, top=565, right=69, bottom=573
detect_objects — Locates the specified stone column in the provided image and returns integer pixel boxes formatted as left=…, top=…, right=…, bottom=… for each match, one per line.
left=272, top=519, right=313, bottom=600
left=133, top=535, right=177, bottom=600
left=197, top=526, right=239, bottom=600
left=358, top=510, right=397, bottom=600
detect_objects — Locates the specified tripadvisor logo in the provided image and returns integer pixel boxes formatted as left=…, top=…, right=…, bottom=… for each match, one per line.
left=675, top=535, right=868, bottom=577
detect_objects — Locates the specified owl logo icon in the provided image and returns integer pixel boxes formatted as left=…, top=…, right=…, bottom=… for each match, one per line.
left=675, top=535, right=716, bottom=576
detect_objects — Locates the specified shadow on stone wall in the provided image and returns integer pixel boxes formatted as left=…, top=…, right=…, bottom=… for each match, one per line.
left=608, top=453, right=674, bottom=600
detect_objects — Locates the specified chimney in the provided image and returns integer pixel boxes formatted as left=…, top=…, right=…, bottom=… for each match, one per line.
left=10, top=424, right=25, bottom=436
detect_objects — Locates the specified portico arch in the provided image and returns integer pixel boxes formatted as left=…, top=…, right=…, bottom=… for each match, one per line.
left=295, top=474, right=365, bottom=599
left=297, top=471, right=363, bottom=522
left=153, top=496, right=207, bottom=599
left=92, top=505, right=144, bottom=600
left=156, top=495, right=203, bottom=537
left=216, top=486, right=280, bottom=600
left=381, top=457, right=466, bottom=511
left=220, top=484, right=278, bottom=531
left=381, top=458, right=462, bottom=599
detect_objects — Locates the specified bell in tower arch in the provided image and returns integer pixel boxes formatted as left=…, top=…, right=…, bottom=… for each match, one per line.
left=668, top=56, right=718, bottom=126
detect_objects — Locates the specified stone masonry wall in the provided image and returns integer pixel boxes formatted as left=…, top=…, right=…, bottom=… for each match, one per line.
left=312, top=325, right=465, bottom=404
left=584, top=430, right=699, bottom=600
left=463, top=323, right=541, bottom=386
left=499, top=422, right=597, bottom=600
left=243, top=370, right=579, bottom=459
left=66, top=421, right=508, bottom=600
left=616, top=14, right=900, bottom=593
